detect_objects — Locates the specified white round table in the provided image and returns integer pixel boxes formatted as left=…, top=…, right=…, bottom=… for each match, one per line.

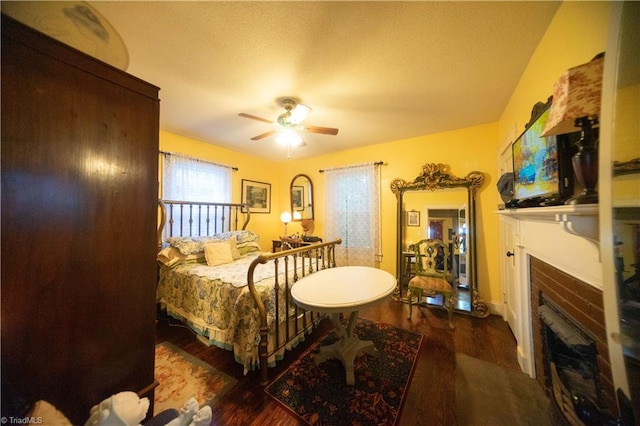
left=291, top=266, right=396, bottom=385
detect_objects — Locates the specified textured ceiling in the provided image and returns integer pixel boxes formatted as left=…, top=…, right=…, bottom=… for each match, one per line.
left=9, top=1, right=562, bottom=161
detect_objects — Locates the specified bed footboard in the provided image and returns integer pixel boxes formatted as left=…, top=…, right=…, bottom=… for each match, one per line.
left=247, top=239, right=342, bottom=385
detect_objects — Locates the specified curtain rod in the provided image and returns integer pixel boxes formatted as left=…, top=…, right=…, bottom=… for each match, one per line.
left=319, top=161, right=384, bottom=173
left=160, top=150, right=238, bottom=171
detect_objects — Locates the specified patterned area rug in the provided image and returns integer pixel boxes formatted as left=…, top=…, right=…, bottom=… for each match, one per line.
left=265, top=318, right=423, bottom=425
left=154, top=342, right=237, bottom=415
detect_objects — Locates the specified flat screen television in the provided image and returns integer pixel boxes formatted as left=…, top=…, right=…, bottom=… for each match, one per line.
left=511, top=103, right=575, bottom=207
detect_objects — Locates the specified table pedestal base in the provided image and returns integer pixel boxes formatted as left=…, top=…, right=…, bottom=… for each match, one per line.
left=314, top=312, right=380, bottom=385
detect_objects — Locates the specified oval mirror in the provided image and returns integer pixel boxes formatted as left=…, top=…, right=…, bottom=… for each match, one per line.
left=290, top=174, right=314, bottom=220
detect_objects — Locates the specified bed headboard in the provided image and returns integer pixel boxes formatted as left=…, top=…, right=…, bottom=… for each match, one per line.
left=158, top=199, right=250, bottom=248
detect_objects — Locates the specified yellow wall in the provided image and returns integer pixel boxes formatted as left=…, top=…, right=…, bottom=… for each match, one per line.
left=492, top=0, right=611, bottom=302
left=264, top=123, right=501, bottom=302
left=404, top=191, right=465, bottom=249
left=499, top=1, right=612, bottom=142
left=158, top=1, right=613, bottom=309
left=159, top=131, right=283, bottom=251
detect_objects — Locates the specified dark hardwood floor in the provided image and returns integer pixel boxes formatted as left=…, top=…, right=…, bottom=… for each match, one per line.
left=155, top=300, right=522, bottom=425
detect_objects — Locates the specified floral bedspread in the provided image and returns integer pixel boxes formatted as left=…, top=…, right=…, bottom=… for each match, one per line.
left=157, top=253, right=305, bottom=373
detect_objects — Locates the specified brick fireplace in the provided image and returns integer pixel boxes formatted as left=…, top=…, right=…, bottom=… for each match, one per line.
left=530, top=256, right=617, bottom=419
left=496, top=205, right=628, bottom=422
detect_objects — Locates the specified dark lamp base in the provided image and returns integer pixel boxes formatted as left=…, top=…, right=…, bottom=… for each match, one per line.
left=565, top=193, right=598, bottom=205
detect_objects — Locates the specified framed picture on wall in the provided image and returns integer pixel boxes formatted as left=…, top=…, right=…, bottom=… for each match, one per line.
left=241, top=179, right=271, bottom=213
left=407, top=210, right=420, bottom=227
left=292, top=185, right=304, bottom=211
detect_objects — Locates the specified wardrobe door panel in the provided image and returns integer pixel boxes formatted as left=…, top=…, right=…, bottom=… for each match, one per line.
left=1, top=15, right=159, bottom=423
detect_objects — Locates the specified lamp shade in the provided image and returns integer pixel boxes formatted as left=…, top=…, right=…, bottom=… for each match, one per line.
left=280, top=211, right=292, bottom=224
left=541, top=54, right=604, bottom=137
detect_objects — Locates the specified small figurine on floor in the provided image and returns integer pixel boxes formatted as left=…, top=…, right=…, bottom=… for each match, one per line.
left=166, top=397, right=211, bottom=426
left=189, top=405, right=212, bottom=426
left=165, top=397, right=198, bottom=426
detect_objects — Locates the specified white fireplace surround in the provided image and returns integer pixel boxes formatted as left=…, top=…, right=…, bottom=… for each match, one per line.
left=497, top=204, right=600, bottom=377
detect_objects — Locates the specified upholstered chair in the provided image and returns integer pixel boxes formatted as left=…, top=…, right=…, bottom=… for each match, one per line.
left=407, top=238, right=454, bottom=328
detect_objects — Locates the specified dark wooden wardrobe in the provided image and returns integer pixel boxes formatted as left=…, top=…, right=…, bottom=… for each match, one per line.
left=1, top=14, right=160, bottom=423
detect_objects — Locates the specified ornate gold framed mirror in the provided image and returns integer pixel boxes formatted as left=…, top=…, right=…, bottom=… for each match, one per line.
left=391, top=163, right=489, bottom=318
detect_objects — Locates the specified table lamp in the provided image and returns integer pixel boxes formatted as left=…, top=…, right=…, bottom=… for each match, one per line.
left=280, top=211, right=292, bottom=236
left=541, top=53, right=604, bottom=205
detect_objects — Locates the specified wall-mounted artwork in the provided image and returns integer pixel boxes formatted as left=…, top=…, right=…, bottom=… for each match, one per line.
left=292, top=186, right=304, bottom=211
left=407, top=210, right=420, bottom=227
left=242, top=179, right=271, bottom=213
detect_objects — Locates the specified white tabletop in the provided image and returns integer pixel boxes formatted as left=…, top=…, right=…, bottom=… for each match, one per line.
left=291, top=266, right=396, bottom=313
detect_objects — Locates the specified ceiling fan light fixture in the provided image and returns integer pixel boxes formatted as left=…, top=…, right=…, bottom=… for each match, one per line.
left=289, top=103, right=311, bottom=124
left=239, top=99, right=338, bottom=146
left=276, top=128, right=302, bottom=147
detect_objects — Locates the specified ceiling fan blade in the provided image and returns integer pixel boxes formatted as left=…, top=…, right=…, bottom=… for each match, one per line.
left=239, top=113, right=274, bottom=124
left=303, top=125, right=339, bottom=136
left=251, top=130, right=276, bottom=141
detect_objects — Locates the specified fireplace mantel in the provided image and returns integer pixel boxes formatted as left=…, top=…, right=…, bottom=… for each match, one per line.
left=496, top=203, right=602, bottom=378
left=496, top=204, right=599, bottom=244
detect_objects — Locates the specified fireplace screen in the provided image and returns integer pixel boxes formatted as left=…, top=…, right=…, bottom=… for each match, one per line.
left=539, top=296, right=617, bottom=425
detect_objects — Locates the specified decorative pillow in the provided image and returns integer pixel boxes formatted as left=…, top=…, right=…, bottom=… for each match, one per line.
left=157, top=246, right=205, bottom=268
left=166, top=236, right=220, bottom=255
left=204, top=241, right=235, bottom=266
left=227, top=238, right=241, bottom=260
left=167, top=231, right=260, bottom=255
left=237, top=241, right=261, bottom=255
left=216, top=230, right=260, bottom=244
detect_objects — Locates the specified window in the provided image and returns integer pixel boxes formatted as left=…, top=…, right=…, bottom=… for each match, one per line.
left=161, top=152, right=232, bottom=236
left=324, top=162, right=381, bottom=266
left=161, top=153, right=231, bottom=202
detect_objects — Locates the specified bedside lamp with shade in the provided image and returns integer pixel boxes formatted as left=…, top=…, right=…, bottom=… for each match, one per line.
left=280, top=211, right=292, bottom=235
left=542, top=53, right=605, bottom=204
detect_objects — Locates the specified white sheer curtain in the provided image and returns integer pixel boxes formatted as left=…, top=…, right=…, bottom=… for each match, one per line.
left=162, top=153, right=231, bottom=202
left=161, top=153, right=232, bottom=236
left=324, top=162, right=381, bottom=266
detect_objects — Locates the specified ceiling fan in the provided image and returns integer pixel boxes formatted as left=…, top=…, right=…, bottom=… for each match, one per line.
left=239, top=99, right=339, bottom=141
